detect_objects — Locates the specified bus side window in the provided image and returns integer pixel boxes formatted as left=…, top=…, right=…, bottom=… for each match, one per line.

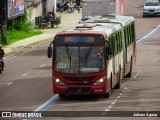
left=112, top=35, right=116, bottom=56
left=116, top=33, right=119, bottom=53
left=131, top=22, right=135, bottom=42
left=127, top=26, right=130, bottom=46
left=106, top=37, right=112, bottom=60
left=124, top=27, right=128, bottom=47
left=119, top=31, right=122, bottom=51
left=129, top=25, right=132, bottom=44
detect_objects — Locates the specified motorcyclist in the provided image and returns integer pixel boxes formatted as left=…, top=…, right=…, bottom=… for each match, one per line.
left=0, top=44, right=5, bottom=71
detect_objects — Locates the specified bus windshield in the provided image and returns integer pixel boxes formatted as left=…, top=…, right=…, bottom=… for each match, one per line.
left=54, top=46, right=105, bottom=74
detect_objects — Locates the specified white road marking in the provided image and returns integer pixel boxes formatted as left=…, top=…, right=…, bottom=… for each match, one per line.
left=22, top=73, right=28, bottom=77
left=39, top=64, right=46, bottom=67
left=136, top=25, right=160, bottom=44
left=111, top=102, right=116, bottom=105
left=119, top=93, right=123, bottom=96
left=34, top=94, right=58, bottom=111
left=105, top=109, right=110, bottom=111
left=7, top=82, right=13, bottom=85
left=117, top=96, right=120, bottom=99
left=133, top=76, right=137, bottom=79
left=153, top=57, right=160, bottom=62
left=133, top=70, right=141, bottom=79
left=124, top=87, right=128, bottom=90
left=108, top=106, right=112, bottom=109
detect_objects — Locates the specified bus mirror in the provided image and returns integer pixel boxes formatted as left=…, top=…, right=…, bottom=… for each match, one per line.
left=48, top=46, right=52, bottom=58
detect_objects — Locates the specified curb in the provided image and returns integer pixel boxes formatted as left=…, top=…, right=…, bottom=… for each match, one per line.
left=4, top=35, right=54, bottom=57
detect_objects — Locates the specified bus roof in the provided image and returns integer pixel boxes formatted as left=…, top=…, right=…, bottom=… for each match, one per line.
left=81, top=14, right=135, bottom=26
left=58, top=22, right=121, bottom=37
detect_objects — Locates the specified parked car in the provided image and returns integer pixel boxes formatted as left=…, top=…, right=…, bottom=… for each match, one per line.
left=143, top=0, right=160, bottom=17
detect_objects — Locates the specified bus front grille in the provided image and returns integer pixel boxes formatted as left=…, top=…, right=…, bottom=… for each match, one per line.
left=68, top=87, right=91, bottom=94
left=63, top=76, right=95, bottom=81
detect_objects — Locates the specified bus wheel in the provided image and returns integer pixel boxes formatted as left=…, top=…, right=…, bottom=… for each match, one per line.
left=103, top=76, right=112, bottom=98
left=126, top=59, right=132, bottom=78
left=59, top=94, right=66, bottom=98
left=114, top=69, right=121, bottom=89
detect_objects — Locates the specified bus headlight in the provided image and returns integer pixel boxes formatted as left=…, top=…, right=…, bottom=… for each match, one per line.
left=93, top=76, right=107, bottom=86
left=55, top=78, right=65, bottom=85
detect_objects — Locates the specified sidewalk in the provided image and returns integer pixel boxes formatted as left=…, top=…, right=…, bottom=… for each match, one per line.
left=3, top=11, right=82, bottom=56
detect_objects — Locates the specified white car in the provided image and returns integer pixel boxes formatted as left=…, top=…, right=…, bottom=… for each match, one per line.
left=143, top=0, right=160, bottom=17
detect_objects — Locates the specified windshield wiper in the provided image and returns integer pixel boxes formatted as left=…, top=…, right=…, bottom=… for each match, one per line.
left=85, top=44, right=93, bottom=61
left=65, top=45, right=71, bottom=60
left=65, top=45, right=72, bottom=68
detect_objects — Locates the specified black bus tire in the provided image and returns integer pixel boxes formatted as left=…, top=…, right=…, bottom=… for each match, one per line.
left=59, top=94, right=66, bottom=98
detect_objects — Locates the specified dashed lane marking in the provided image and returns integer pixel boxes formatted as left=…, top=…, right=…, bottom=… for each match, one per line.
left=22, top=73, right=28, bottom=77
left=117, top=96, right=120, bottom=99
left=105, top=109, right=110, bottom=111
left=7, top=82, right=13, bottom=85
left=108, top=106, right=112, bottom=109
left=39, top=64, right=46, bottom=67
left=133, top=70, right=141, bottom=79
left=153, top=57, right=160, bottom=62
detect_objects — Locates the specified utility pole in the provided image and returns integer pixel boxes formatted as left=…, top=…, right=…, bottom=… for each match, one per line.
left=0, top=0, right=7, bottom=44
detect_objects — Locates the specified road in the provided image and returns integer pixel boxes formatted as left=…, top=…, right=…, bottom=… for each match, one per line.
left=0, top=0, right=160, bottom=119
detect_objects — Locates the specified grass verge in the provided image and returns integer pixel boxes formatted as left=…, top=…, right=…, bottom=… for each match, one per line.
left=0, top=30, right=43, bottom=45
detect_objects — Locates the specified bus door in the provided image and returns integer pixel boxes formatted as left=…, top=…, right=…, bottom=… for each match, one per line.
left=111, top=35, right=116, bottom=74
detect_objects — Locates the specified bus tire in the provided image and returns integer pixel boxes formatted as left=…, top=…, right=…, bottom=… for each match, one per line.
left=59, top=94, right=66, bottom=98
left=114, top=69, right=121, bottom=89
left=126, top=58, right=132, bottom=78
left=103, top=75, right=112, bottom=98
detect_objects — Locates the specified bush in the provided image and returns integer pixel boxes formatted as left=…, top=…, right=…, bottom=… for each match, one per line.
left=8, top=10, right=34, bottom=32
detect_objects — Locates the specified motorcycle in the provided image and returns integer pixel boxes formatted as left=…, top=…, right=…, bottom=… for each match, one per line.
left=56, top=1, right=75, bottom=13
left=0, top=59, right=4, bottom=74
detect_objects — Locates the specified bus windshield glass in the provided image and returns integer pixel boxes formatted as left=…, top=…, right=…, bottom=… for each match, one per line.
left=54, top=46, right=105, bottom=74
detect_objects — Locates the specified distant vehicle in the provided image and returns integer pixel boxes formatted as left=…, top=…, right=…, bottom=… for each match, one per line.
left=143, top=0, right=160, bottom=17
left=56, top=1, right=75, bottom=13
left=0, top=59, right=4, bottom=73
left=0, top=62, right=2, bottom=73
left=48, top=15, right=136, bottom=98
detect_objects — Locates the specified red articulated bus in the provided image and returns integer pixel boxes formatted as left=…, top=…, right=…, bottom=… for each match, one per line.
left=48, top=15, right=136, bottom=98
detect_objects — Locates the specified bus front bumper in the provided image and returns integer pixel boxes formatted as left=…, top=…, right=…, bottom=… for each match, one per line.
left=53, top=83, right=108, bottom=95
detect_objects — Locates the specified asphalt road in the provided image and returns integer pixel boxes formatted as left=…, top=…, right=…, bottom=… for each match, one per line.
left=0, top=0, right=160, bottom=120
